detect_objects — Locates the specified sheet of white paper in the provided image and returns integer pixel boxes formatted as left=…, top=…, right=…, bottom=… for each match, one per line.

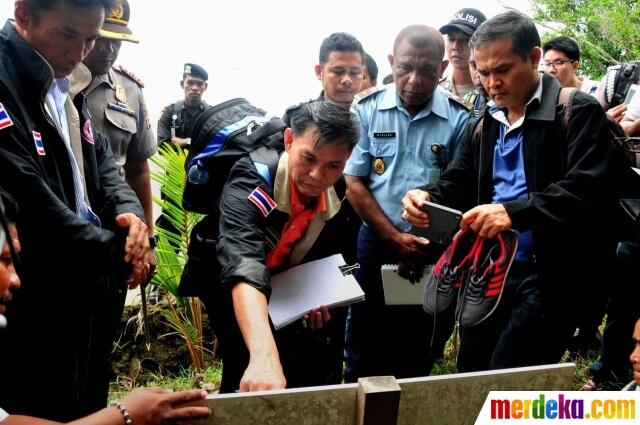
left=632, top=167, right=640, bottom=176
left=380, top=264, right=430, bottom=305
left=268, top=254, right=364, bottom=330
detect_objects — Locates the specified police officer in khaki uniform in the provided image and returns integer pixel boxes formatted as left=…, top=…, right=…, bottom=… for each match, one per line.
left=83, top=0, right=156, bottom=230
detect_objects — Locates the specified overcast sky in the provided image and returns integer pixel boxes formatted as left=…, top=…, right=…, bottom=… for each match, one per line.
left=1, top=0, right=532, bottom=125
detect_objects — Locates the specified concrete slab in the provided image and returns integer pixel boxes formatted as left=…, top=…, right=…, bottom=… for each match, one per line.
left=202, top=383, right=358, bottom=425
left=197, top=364, right=574, bottom=425
left=395, top=363, right=575, bottom=425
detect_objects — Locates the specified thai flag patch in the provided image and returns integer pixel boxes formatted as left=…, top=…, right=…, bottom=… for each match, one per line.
left=248, top=186, right=277, bottom=217
left=0, top=103, right=14, bottom=130
left=32, top=131, right=45, bottom=156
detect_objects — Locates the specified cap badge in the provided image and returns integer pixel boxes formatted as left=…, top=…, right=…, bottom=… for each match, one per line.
left=109, top=4, right=124, bottom=20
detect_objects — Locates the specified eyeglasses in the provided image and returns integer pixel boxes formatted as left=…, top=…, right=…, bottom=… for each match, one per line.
left=544, top=59, right=575, bottom=70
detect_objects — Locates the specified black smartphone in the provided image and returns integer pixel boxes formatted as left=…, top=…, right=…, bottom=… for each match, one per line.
left=410, top=201, right=462, bottom=246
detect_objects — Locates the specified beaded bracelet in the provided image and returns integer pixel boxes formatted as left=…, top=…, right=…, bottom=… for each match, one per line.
left=109, top=401, right=133, bottom=425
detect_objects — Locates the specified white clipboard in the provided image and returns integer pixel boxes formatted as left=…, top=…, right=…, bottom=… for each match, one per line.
left=380, top=264, right=430, bottom=305
left=269, top=254, right=365, bottom=330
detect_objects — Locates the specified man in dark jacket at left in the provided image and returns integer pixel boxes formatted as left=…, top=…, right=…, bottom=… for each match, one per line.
left=0, top=0, right=152, bottom=421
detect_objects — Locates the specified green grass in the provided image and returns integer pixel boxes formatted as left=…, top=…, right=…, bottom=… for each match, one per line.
left=109, top=351, right=599, bottom=399
left=108, top=330, right=607, bottom=398
left=412, top=330, right=603, bottom=390
left=109, top=364, right=222, bottom=401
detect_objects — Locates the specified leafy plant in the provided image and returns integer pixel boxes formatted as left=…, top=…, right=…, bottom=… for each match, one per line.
left=528, top=0, right=640, bottom=79
left=149, top=144, right=207, bottom=370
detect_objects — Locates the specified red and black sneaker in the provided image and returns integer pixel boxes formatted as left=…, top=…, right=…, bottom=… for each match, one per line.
left=457, top=229, right=518, bottom=327
left=423, top=229, right=481, bottom=316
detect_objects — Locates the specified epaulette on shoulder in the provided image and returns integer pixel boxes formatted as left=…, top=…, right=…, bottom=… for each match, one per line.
left=354, top=85, right=385, bottom=104
left=284, top=99, right=316, bottom=115
left=439, top=88, right=470, bottom=111
left=448, top=94, right=470, bottom=110
left=116, top=65, right=144, bottom=88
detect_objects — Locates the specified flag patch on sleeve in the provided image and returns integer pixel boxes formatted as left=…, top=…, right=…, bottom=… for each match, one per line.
left=248, top=186, right=277, bottom=217
left=0, top=103, right=14, bottom=130
left=32, top=131, right=45, bottom=156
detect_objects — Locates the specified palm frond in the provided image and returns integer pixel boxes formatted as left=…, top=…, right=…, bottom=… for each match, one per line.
left=149, top=146, right=207, bottom=370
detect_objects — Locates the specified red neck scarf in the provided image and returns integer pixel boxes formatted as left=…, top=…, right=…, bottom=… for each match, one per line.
left=266, top=179, right=326, bottom=271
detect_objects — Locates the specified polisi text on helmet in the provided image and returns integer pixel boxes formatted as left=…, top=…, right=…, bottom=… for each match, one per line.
left=452, top=12, right=477, bottom=25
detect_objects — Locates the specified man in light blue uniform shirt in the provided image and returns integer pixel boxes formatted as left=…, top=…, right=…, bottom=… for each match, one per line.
left=343, top=25, right=469, bottom=381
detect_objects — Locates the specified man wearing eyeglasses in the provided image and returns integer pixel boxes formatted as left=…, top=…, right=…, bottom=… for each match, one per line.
left=542, top=36, right=599, bottom=95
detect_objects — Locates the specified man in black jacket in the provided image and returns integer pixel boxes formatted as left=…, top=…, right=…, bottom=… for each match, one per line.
left=203, top=101, right=359, bottom=393
left=0, top=193, right=212, bottom=425
left=403, top=11, right=625, bottom=372
left=157, top=63, right=209, bottom=148
left=0, top=0, right=152, bottom=420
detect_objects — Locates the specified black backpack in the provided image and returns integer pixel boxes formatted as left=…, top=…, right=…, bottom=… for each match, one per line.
left=183, top=98, right=287, bottom=215
left=559, top=88, right=640, bottom=238
left=558, top=87, right=640, bottom=170
left=178, top=98, right=286, bottom=297
left=603, top=61, right=640, bottom=108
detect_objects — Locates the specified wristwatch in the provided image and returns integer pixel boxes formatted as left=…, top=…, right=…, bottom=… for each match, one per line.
left=149, top=234, right=159, bottom=249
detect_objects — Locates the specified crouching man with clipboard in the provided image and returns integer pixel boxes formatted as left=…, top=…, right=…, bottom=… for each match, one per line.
left=207, top=101, right=360, bottom=393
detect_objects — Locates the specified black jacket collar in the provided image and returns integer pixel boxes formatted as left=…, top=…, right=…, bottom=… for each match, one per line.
left=1, top=19, right=55, bottom=100
left=476, top=72, right=564, bottom=204
left=527, top=73, right=562, bottom=122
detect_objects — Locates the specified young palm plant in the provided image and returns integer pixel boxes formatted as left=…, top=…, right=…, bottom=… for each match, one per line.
left=149, top=144, right=207, bottom=370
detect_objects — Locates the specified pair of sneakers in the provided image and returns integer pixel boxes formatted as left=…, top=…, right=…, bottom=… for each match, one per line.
left=423, top=228, right=518, bottom=327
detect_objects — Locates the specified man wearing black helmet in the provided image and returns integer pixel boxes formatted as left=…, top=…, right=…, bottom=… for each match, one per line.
left=154, top=63, right=210, bottom=246
left=438, top=7, right=487, bottom=109
left=157, top=63, right=210, bottom=149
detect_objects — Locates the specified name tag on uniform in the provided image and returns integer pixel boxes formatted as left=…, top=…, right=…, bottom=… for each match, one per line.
left=373, top=131, right=396, bottom=138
